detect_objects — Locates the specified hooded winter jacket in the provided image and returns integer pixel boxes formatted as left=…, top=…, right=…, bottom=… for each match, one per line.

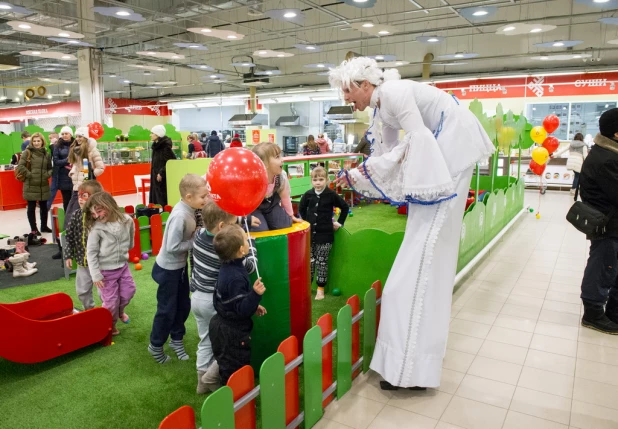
left=17, top=145, right=52, bottom=201
left=53, top=137, right=73, bottom=191
left=207, top=135, right=224, bottom=157
left=150, top=135, right=176, bottom=205
left=69, top=137, right=105, bottom=190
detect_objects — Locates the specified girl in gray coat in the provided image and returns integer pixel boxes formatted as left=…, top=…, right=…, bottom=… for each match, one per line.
left=85, top=192, right=136, bottom=336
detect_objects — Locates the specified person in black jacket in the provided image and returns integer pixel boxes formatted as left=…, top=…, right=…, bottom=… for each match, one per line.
left=202, top=224, right=266, bottom=391
left=299, top=167, right=349, bottom=300
left=578, top=108, right=618, bottom=334
left=207, top=130, right=224, bottom=158
left=48, top=127, right=73, bottom=212
left=149, top=125, right=177, bottom=206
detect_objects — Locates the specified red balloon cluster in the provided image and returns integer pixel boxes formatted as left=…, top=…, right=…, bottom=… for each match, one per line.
left=529, top=114, right=560, bottom=176
left=88, top=122, right=104, bottom=140
left=206, top=148, right=268, bottom=216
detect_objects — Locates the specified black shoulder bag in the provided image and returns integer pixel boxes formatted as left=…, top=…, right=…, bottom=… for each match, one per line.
left=566, top=182, right=615, bottom=236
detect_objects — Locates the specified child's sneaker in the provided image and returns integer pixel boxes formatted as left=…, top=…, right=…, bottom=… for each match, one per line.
left=315, top=289, right=325, bottom=300
left=120, top=313, right=130, bottom=324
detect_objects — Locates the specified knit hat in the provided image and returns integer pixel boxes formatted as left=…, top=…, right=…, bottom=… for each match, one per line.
left=60, top=126, right=73, bottom=135
left=151, top=125, right=166, bottom=138
left=75, top=127, right=89, bottom=137
left=599, top=108, right=618, bottom=138
left=234, top=134, right=240, bottom=138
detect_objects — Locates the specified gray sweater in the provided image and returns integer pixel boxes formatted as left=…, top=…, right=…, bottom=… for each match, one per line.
left=87, top=214, right=135, bottom=282
left=156, top=200, right=196, bottom=270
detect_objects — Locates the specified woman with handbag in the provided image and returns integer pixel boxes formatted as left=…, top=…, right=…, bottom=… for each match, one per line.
left=16, top=132, right=52, bottom=236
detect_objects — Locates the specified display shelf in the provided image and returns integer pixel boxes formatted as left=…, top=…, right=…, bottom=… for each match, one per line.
left=96, top=140, right=182, bottom=165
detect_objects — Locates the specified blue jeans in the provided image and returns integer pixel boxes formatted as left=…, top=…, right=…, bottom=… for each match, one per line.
left=149, top=262, right=191, bottom=347
left=47, top=175, right=58, bottom=210
left=581, top=238, right=618, bottom=304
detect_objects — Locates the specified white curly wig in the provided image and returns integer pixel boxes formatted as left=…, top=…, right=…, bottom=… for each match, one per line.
left=328, top=57, right=401, bottom=90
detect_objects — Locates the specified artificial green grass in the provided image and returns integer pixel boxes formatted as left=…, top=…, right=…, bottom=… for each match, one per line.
left=339, top=201, right=406, bottom=234
left=0, top=257, right=353, bottom=429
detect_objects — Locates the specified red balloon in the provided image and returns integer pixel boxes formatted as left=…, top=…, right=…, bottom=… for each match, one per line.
left=543, top=115, right=560, bottom=134
left=206, top=148, right=268, bottom=216
left=542, top=136, right=560, bottom=155
left=529, top=159, right=546, bottom=176
left=88, top=122, right=104, bottom=140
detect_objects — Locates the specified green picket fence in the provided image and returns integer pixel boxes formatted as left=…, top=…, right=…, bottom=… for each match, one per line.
left=162, top=281, right=382, bottom=429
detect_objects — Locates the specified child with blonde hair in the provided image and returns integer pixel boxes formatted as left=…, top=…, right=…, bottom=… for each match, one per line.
left=250, top=142, right=302, bottom=232
left=84, top=192, right=136, bottom=335
left=299, top=167, right=349, bottom=300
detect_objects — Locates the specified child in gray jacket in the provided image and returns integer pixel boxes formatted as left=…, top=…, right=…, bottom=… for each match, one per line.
left=85, top=191, right=136, bottom=336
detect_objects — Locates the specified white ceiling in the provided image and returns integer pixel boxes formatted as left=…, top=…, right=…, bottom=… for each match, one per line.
left=1, top=0, right=618, bottom=104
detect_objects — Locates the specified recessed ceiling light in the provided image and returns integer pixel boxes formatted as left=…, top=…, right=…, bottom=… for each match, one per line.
left=594, top=0, right=610, bottom=3
left=189, top=45, right=199, bottom=48
left=362, top=23, right=374, bottom=28
left=47, top=95, right=52, bottom=99
left=17, top=91, right=23, bottom=95
left=258, top=50, right=268, bottom=54
left=18, top=24, right=31, bottom=29
left=454, top=53, right=465, bottom=58
left=227, top=35, right=237, bottom=39
left=61, top=55, right=71, bottom=59
left=317, top=63, right=325, bottom=68
left=64, top=90, right=70, bottom=94
left=68, top=40, right=79, bottom=44
left=375, top=55, right=384, bottom=60
left=530, top=28, right=543, bottom=33
left=201, top=28, right=212, bottom=33
left=553, top=42, right=564, bottom=47
left=123, top=80, right=131, bottom=83
left=200, top=65, right=208, bottom=69
left=147, top=52, right=156, bottom=55
left=395, top=61, right=403, bottom=66
left=242, top=63, right=250, bottom=66
left=171, top=55, right=180, bottom=59
left=31, top=51, right=41, bottom=55
left=503, top=26, right=516, bottom=32
left=116, top=10, right=131, bottom=16
left=277, top=54, right=285, bottom=57
left=58, top=32, right=70, bottom=37
left=209, top=74, right=218, bottom=78
left=354, top=0, right=369, bottom=2
left=110, top=74, right=117, bottom=77
left=540, top=56, right=549, bottom=60
left=472, top=10, right=489, bottom=16
left=0, top=4, right=12, bottom=9
left=266, top=71, right=273, bottom=75
left=14, top=97, right=19, bottom=102
left=427, top=38, right=440, bottom=42
left=378, top=30, right=390, bottom=35
left=306, top=46, right=316, bottom=50
left=283, top=12, right=297, bottom=18
left=573, top=55, right=582, bottom=58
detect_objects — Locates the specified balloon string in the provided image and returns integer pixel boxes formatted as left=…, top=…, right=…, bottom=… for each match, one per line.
left=538, top=175, right=543, bottom=215
left=244, top=217, right=260, bottom=278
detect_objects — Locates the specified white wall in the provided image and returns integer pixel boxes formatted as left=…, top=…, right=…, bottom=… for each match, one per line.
left=266, top=101, right=326, bottom=145
left=175, top=105, right=246, bottom=132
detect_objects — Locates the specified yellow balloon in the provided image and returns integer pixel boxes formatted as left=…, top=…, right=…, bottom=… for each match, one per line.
left=530, top=126, right=547, bottom=144
left=531, top=147, right=550, bottom=165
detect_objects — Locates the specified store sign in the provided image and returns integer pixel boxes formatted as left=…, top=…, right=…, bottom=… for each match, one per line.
left=435, top=71, right=618, bottom=100
left=0, top=98, right=170, bottom=121
left=252, top=129, right=261, bottom=144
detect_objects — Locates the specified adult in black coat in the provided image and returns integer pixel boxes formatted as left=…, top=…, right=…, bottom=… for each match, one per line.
left=149, top=125, right=177, bottom=206
left=578, top=108, right=618, bottom=334
left=49, top=126, right=74, bottom=212
left=207, top=131, right=224, bottom=158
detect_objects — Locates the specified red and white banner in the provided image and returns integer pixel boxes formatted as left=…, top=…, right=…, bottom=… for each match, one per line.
left=0, top=98, right=170, bottom=121
left=435, top=71, right=618, bottom=100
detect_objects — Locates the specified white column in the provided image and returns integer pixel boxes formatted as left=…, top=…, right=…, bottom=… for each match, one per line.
left=76, top=0, right=104, bottom=124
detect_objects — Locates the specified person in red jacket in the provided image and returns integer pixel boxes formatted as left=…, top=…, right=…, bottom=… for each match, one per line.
left=230, top=134, right=243, bottom=148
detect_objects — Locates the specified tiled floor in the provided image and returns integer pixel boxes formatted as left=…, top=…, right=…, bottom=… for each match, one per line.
left=4, top=191, right=618, bottom=429
left=315, top=190, right=618, bottom=429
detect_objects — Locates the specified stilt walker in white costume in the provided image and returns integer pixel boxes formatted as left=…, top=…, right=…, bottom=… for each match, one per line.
left=330, top=57, right=495, bottom=389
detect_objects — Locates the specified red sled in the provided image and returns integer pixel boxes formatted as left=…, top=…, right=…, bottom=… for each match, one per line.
left=0, top=293, right=113, bottom=364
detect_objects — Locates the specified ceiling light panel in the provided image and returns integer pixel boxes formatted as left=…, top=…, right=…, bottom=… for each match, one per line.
left=47, top=38, right=94, bottom=47
left=93, top=7, right=145, bottom=21
left=304, top=63, right=335, bottom=69
left=188, top=64, right=214, bottom=71
left=174, top=43, right=208, bottom=51
left=8, top=21, right=84, bottom=38
left=265, top=8, right=304, bottom=25
left=379, top=60, right=410, bottom=67
left=126, top=64, right=168, bottom=71
left=253, top=49, right=294, bottom=58
left=187, top=28, right=245, bottom=41
left=0, top=2, right=34, bottom=14
left=367, top=54, right=397, bottom=61
left=136, top=51, right=184, bottom=60
left=531, top=54, right=592, bottom=61
left=350, top=22, right=397, bottom=36
left=496, top=23, right=556, bottom=35
left=535, top=40, right=583, bottom=48
left=255, top=70, right=282, bottom=76
left=39, top=78, right=78, bottom=84
left=458, top=6, right=497, bottom=21
left=417, top=36, right=445, bottom=44
left=437, top=53, right=479, bottom=60
left=294, top=44, right=321, bottom=52
left=230, top=62, right=256, bottom=67
left=148, top=81, right=177, bottom=86
left=576, top=0, right=618, bottom=7
left=20, top=51, right=76, bottom=60
left=341, top=0, right=377, bottom=8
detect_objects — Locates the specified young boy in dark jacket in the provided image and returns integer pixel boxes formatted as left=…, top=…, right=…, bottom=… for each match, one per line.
left=201, top=224, right=266, bottom=392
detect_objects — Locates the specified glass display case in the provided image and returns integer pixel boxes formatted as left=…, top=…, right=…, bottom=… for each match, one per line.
left=96, top=141, right=182, bottom=165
